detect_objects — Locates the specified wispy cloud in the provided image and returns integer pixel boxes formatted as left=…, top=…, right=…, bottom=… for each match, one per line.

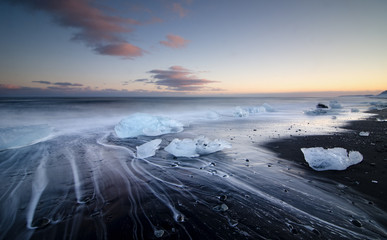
left=134, top=78, right=149, bottom=82
left=94, top=43, right=144, bottom=58
left=54, top=82, right=83, bottom=87
left=32, top=81, right=83, bottom=87
left=0, top=84, right=198, bottom=97
left=160, top=34, right=189, bottom=48
left=148, top=66, right=219, bottom=91
left=7, top=0, right=148, bottom=58
left=32, top=81, right=52, bottom=84
left=172, top=3, right=188, bottom=18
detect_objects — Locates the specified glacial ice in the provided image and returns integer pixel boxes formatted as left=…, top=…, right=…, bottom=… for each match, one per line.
left=233, top=103, right=274, bottom=117
left=0, top=125, right=52, bottom=151
left=329, top=100, right=342, bottom=109
left=136, top=139, right=162, bottom=159
left=304, top=108, right=328, bottom=115
left=164, top=136, right=231, bottom=157
left=359, top=131, right=370, bottom=137
left=114, top=113, right=184, bottom=138
left=301, top=147, right=363, bottom=171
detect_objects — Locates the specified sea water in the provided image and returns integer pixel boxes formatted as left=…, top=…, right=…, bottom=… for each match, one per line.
left=0, top=97, right=386, bottom=239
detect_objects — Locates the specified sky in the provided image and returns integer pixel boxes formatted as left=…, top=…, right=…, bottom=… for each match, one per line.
left=0, top=0, right=386, bottom=97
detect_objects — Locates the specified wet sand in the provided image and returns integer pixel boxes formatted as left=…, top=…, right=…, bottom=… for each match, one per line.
left=263, top=109, right=387, bottom=212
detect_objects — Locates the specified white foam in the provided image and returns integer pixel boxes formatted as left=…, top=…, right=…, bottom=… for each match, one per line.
left=0, top=125, right=52, bottom=151
left=26, top=154, right=48, bottom=229
left=114, top=113, right=184, bottom=138
left=164, top=136, right=231, bottom=157
left=301, top=147, right=363, bottom=171
left=136, top=139, right=162, bottom=159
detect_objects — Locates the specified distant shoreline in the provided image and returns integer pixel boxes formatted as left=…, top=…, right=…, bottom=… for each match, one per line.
left=263, top=109, right=387, bottom=212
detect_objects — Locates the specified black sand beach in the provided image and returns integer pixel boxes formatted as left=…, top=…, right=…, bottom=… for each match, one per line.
left=263, top=109, right=387, bottom=212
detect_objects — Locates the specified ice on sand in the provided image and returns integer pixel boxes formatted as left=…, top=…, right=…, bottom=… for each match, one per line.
left=165, top=136, right=231, bottom=157
left=329, top=100, right=342, bottom=109
left=234, top=103, right=275, bottom=117
left=0, top=125, right=52, bottom=151
left=115, top=113, right=184, bottom=138
left=359, top=131, right=370, bottom=137
left=136, top=139, right=162, bottom=159
left=301, top=147, right=363, bottom=171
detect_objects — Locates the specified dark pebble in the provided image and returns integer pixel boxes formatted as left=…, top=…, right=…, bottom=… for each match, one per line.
left=32, top=217, right=51, bottom=229
left=312, top=228, right=320, bottom=235
left=351, top=219, right=362, bottom=227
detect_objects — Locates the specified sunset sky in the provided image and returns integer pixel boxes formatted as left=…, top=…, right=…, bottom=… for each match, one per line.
left=0, top=0, right=386, bottom=97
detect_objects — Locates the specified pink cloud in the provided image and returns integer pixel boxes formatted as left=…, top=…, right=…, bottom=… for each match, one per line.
left=95, top=42, right=144, bottom=58
left=0, top=84, right=21, bottom=89
left=160, top=35, right=190, bottom=48
left=172, top=3, right=188, bottom=18
left=148, top=66, right=219, bottom=91
left=8, top=0, right=147, bottom=58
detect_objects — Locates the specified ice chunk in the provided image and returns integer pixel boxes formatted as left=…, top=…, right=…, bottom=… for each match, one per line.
left=304, top=108, right=328, bottom=115
left=136, top=139, right=162, bottom=159
left=359, top=131, right=370, bottom=137
left=0, top=125, right=52, bottom=151
left=329, top=100, right=342, bottom=109
left=114, top=113, right=184, bottom=138
left=233, top=103, right=274, bottom=117
left=301, top=147, right=363, bottom=171
left=262, top=103, right=275, bottom=112
left=369, top=101, right=387, bottom=110
left=164, top=136, right=231, bottom=157
left=351, top=108, right=359, bottom=113
left=234, top=106, right=250, bottom=117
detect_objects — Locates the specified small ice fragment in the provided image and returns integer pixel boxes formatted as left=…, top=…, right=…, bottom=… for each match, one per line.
left=359, top=131, right=370, bottom=137
left=115, top=113, right=184, bottom=138
left=301, top=147, right=363, bottom=171
left=213, top=203, right=228, bottom=212
left=233, top=103, right=274, bottom=117
left=329, top=100, right=342, bottom=109
left=263, top=103, right=275, bottom=112
left=154, top=229, right=164, bottom=238
left=234, top=106, right=249, bottom=117
left=164, top=136, right=231, bottom=157
left=371, top=180, right=378, bottom=184
left=136, top=139, right=162, bottom=159
left=304, top=108, right=328, bottom=115
left=351, top=108, right=359, bottom=113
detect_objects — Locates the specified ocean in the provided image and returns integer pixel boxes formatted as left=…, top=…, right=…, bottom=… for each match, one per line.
left=0, top=96, right=386, bottom=239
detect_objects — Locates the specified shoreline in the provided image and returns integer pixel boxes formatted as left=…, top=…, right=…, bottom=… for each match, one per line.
left=263, top=109, right=387, bottom=212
